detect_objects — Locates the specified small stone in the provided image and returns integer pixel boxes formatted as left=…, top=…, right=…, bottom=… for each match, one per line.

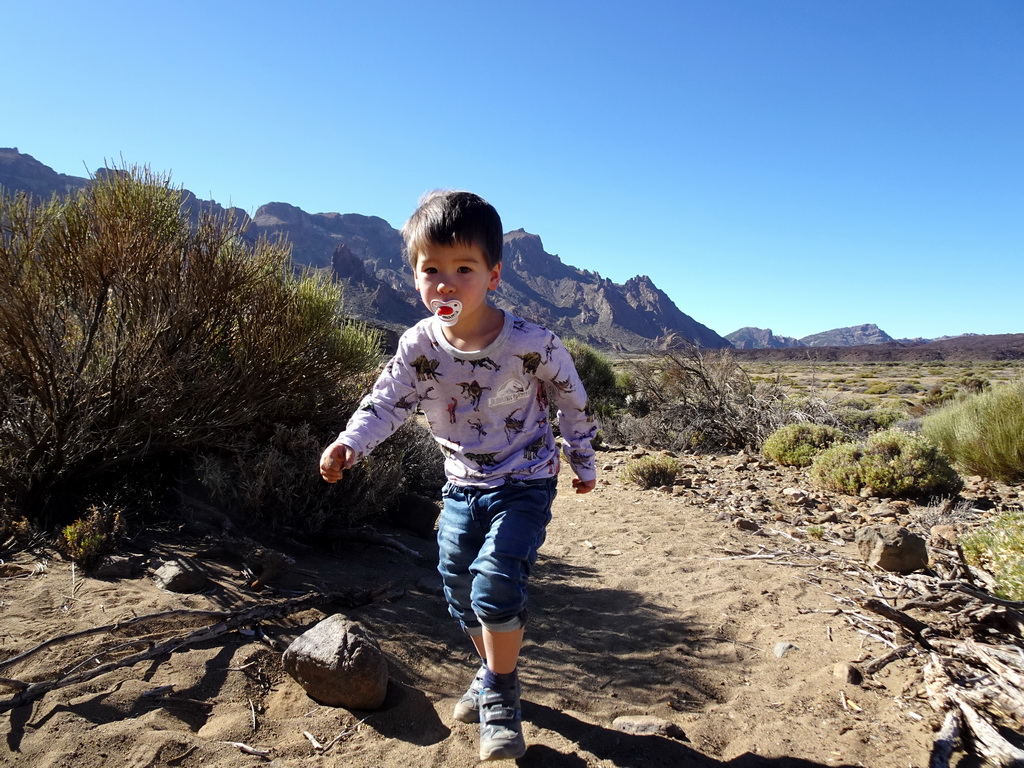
left=781, top=488, right=808, bottom=505
left=733, top=517, right=760, bottom=532
left=774, top=642, right=799, bottom=658
left=833, top=662, right=863, bottom=685
left=855, top=525, right=928, bottom=573
left=413, top=575, right=444, bottom=596
left=92, top=555, right=137, bottom=579
left=612, top=715, right=687, bottom=740
left=929, top=525, right=958, bottom=547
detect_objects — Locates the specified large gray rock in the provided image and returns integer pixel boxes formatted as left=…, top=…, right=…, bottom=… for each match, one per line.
left=282, top=616, right=389, bottom=710
left=152, top=559, right=209, bottom=593
left=855, top=525, right=928, bottom=573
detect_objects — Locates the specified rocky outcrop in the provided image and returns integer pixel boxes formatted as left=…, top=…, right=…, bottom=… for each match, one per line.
left=495, top=231, right=730, bottom=350
left=726, top=327, right=805, bottom=349
left=800, top=324, right=894, bottom=347
left=0, top=147, right=88, bottom=199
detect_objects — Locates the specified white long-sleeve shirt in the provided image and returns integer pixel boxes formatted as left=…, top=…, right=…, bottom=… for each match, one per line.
left=337, top=311, right=598, bottom=488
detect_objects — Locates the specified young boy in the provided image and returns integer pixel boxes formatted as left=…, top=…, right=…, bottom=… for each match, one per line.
left=319, top=190, right=597, bottom=760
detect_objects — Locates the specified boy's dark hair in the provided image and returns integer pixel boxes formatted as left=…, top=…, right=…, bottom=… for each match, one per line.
left=402, top=190, right=504, bottom=269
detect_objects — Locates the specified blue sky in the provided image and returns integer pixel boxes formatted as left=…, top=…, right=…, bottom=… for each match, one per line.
left=6, top=1, right=1022, bottom=340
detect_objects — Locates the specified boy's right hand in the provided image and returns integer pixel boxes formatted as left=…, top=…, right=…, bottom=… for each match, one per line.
left=319, top=442, right=356, bottom=484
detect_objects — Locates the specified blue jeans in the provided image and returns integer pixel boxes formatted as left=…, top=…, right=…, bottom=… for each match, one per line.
left=437, top=477, right=557, bottom=635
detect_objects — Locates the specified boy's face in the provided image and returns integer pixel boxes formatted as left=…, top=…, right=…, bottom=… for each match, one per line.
left=413, top=242, right=501, bottom=322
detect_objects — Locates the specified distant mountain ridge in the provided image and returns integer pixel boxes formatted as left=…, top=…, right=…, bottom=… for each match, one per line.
left=0, top=148, right=729, bottom=352
left=2, top=148, right=1007, bottom=353
left=725, top=327, right=804, bottom=349
left=727, top=323, right=895, bottom=349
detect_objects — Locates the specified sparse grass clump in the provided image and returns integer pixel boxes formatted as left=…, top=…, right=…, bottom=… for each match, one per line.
left=921, top=380, right=1024, bottom=483
left=961, top=510, right=1024, bottom=601
left=622, top=454, right=681, bottom=489
left=60, top=504, right=126, bottom=570
left=809, top=429, right=963, bottom=499
left=762, top=423, right=847, bottom=468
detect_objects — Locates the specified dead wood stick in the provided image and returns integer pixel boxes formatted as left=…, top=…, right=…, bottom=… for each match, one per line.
left=962, top=640, right=1024, bottom=691
left=929, top=708, right=962, bottom=768
left=954, top=695, right=1024, bottom=768
left=954, top=583, right=1024, bottom=610
left=0, top=608, right=230, bottom=673
left=863, top=642, right=916, bottom=676
left=329, top=526, right=426, bottom=562
left=931, top=638, right=1024, bottom=671
left=0, top=588, right=379, bottom=714
left=858, top=598, right=935, bottom=646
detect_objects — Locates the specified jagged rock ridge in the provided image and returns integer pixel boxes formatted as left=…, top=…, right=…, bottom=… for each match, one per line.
left=0, top=149, right=731, bottom=352
left=726, top=324, right=897, bottom=349
left=800, top=323, right=893, bottom=348
left=726, top=327, right=804, bottom=349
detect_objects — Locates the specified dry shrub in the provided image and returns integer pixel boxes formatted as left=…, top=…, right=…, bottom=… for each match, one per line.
left=603, top=344, right=827, bottom=452
left=961, top=510, right=1024, bottom=601
left=922, top=379, right=1024, bottom=483
left=0, top=167, right=382, bottom=526
left=198, top=420, right=444, bottom=534
left=622, top=454, right=681, bottom=489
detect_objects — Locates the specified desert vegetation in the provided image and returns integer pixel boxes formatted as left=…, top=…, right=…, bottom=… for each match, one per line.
left=1, top=167, right=1022, bottom=604
left=0, top=167, right=435, bottom=549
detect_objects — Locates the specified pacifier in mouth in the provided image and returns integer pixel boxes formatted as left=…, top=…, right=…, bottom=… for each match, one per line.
left=430, top=299, right=462, bottom=327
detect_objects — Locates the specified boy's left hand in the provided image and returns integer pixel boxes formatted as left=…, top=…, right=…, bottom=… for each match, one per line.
left=572, top=477, right=596, bottom=494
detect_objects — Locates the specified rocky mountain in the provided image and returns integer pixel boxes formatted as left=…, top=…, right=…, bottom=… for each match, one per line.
left=726, top=324, right=898, bottom=349
left=0, top=147, right=88, bottom=199
left=0, top=148, right=731, bottom=352
left=800, top=323, right=894, bottom=348
left=732, top=333, right=1024, bottom=362
left=725, top=327, right=805, bottom=349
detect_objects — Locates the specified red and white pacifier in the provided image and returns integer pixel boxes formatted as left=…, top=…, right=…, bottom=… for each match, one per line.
left=430, top=299, right=462, bottom=327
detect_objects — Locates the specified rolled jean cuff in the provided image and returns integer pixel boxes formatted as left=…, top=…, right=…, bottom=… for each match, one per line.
left=480, top=613, right=526, bottom=633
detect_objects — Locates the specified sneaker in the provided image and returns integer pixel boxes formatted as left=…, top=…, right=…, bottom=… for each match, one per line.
left=478, top=681, right=525, bottom=761
left=452, top=664, right=486, bottom=723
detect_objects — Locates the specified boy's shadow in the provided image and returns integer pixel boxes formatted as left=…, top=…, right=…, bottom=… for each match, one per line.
left=521, top=700, right=863, bottom=768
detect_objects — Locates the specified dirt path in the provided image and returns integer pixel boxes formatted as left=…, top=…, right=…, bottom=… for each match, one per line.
left=0, top=449, right=958, bottom=767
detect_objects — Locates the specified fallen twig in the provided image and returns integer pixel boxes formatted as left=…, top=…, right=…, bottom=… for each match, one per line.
left=863, top=642, right=916, bottom=676
left=219, top=741, right=270, bottom=757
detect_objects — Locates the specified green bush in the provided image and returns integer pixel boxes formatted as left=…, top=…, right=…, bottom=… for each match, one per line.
left=622, top=454, right=681, bottom=489
left=961, top=510, right=1024, bottom=601
left=563, top=338, right=623, bottom=420
left=921, top=380, right=1024, bottom=483
left=60, top=504, right=126, bottom=570
left=0, top=167, right=383, bottom=526
left=762, top=423, right=847, bottom=468
left=835, top=405, right=907, bottom=435
left=809, top=428, right=963, bottom=499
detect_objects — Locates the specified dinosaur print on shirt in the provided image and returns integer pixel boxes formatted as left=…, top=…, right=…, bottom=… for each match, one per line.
left=335, top=312, right=597, bottom=489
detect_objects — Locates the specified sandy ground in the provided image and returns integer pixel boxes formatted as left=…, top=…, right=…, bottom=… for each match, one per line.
left=3, top=447, right=999, bottom=768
